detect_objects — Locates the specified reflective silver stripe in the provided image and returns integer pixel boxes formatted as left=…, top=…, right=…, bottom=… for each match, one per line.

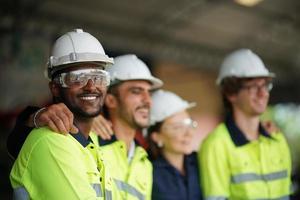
left=114, top=179, right=145, bottom=200
left=231, top=170, right=288, bottom=184
left=290, top=184, right=294, bottom=193
left=13, top=187, right=29, bottom=200
left=255, top=195, right=290, bottom=200
left=206, top=195, right=289, bottom=200
left=105, top=189, right=112, bottom=200
left=91, top=183, right=103, bottom=197
left=205, top=196, right=227, bottom=200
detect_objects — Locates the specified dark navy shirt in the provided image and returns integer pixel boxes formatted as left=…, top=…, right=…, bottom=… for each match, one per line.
left=152, top=152, right=202, bottom=200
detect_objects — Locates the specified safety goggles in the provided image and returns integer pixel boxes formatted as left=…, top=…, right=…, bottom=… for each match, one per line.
left=162, top=118, right=198, bottom=135
left=241, top=81, right=273, bottom=94
left=54, top=68, right=110, bottom=88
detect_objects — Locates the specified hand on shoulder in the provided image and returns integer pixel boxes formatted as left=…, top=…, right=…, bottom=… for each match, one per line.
left=31, top=103, right=78, bottom=134
left=261, top=120, right=281, bottom=134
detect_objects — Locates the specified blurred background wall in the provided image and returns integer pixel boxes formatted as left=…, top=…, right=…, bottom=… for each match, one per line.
left=1, top=0, right=300, bottom=199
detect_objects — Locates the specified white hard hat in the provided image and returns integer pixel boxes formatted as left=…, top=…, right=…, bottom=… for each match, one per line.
left=107, top=54, right=163, bottom=89
left=216, top=48, right=275, bottom=85
left=46, top=29, right=114, bottom=79
left=150, top=90, right=196, bottom=125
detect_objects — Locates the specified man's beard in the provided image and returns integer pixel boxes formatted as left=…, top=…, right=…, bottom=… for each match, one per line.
left=119, top=104, right=150, bottom=130
left=68, top=103, right=102, bottom=119
left=57, top=89, right=104, bottom=119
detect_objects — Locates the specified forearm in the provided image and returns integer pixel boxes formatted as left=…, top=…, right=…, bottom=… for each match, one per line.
left=7, top=106, right=39, bottom=159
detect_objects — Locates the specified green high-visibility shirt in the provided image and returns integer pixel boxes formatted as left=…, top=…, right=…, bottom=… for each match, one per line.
left=10, top=127, right=115, bottom=200
left=92, top=135, right=153, bottom=200
left=199, top=122, right=292, bottom=200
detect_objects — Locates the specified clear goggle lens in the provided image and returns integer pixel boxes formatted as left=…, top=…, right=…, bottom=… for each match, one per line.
left=162, top=118, right=198, bottom=134
left=54, top=69, right=110, bottom=88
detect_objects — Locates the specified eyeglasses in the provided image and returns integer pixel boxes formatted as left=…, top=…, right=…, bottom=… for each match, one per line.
left=241, top=82, right=273, bottom=94
left=54, top=69, right=110, bottom=88
left=162, top=118, right=198, bottom=135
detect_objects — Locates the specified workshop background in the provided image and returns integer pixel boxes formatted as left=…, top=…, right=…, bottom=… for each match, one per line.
left=1, top=0, right=300, bottom=199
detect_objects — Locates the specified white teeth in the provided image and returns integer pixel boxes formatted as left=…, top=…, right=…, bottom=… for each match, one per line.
left=80, top=96, right=96, bottom=100
left=138, top=108, right=149, bottom=113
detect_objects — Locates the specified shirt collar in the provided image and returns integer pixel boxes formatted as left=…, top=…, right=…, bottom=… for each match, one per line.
left=154, top=153, right=196, bottom=168
left=154, top=155, right=169, bottom=167
left=70, top=131, right=93, bottom=147
left=225, top=114, right=271, bottom=147
left=98, top=134, right=142, bottom=147
left=99, top=134, right=117, bottom=146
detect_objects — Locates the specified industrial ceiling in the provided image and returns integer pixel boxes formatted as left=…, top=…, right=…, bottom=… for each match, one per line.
left=1, top=0, right=300, bottom=102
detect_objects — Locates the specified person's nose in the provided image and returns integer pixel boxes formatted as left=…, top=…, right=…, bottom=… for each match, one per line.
left=184, top=126, right=194, bottom=137
left=257, top=84, right=270, bottom=96
left=83, top=79, right=97, bottom=91
left=142, top=91, right=152, bottom=106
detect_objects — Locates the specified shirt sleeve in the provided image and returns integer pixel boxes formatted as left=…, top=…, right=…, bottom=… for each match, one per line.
left=26, top=133, right=101, bottom=199
left=146, top=163, right=153, bottom=200
left=198, top=135, right=230, bottom=200
left=277, top=133, right=293, bottom=195
left=7, top=106, right=38, bottom=159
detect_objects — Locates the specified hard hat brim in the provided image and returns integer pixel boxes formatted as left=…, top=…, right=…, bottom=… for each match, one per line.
left=216, top=72, right=275, bottom=85
left=110, top=76, right=163, bottom=89
left=150, top=101, right=196, bottom=125
left=45, top=61, right=112, bottom=80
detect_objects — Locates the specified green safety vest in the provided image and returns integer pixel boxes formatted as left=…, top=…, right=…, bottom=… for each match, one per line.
left=91, top=134, right=152, bottom=200
left=10, top=127, right=115, bottom=200
left=199, top=123, right=292, bottom=200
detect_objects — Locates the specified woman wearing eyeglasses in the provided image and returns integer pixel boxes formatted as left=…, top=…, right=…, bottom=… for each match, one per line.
left=147, top=90, right=203, bottom=200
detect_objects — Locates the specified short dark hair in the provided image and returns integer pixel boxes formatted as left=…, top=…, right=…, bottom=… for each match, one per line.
left=102, top=83, right=122, bottom=119
left=220, top=77, right=246, bottom=113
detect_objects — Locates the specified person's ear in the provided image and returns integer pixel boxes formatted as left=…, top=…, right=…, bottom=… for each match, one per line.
left=49, top=82, right=60, bottom=98
left=105, top=93, right=118, bottom=108
left=227, top=93, right=237, bottom=104
left=151, top=132, right=164, bottom=147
